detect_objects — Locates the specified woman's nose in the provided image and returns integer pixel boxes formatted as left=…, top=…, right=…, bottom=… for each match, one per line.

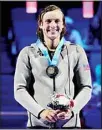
left=50, top=21, right=56, bottom=28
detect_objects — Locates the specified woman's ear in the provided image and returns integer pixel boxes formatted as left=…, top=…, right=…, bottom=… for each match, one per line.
left=39, top=22, right=43, bottom=29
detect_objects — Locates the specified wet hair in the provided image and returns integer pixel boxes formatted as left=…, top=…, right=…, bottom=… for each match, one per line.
left=36, top=5, right=66, bottom=42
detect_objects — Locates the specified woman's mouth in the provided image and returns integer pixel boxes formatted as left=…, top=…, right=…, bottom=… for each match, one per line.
left=47, top=28, right=59, bottom=32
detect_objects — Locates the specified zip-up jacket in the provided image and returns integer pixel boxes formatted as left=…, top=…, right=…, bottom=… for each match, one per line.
left=14, top=41, right=92, bottom=128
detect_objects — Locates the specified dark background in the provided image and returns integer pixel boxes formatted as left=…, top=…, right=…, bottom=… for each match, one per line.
left=1, top=1, right=100, bottom=36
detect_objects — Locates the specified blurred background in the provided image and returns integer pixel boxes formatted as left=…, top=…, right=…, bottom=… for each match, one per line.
left=0, top=1, right=101, bottom=129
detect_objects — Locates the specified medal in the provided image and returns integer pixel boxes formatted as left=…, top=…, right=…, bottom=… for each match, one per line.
left=46, top=65, right=59, bottom=78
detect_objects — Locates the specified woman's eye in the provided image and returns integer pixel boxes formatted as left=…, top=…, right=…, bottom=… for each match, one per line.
left=55, top=19, right=60, bottom=23
left=46, top=19, right=51, bottom=23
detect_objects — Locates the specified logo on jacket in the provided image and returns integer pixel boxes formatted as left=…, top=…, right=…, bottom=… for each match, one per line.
left=37, top=49, right=43, bottom=56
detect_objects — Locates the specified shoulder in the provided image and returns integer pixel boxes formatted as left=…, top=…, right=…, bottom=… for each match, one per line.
left=65, top=41, right=86, bottom=55
left=19, top=43, right=38, bottom=55
left=16, top=46, right=30, bottom=62
left=65, top=41, right=82, bottom=51
left=18, top=46, right=29, bottom=56
left=75, top=44, right=86, bottom=54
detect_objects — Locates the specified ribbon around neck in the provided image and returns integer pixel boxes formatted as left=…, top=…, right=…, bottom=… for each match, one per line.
left=36, top=37, right=66, bottom=66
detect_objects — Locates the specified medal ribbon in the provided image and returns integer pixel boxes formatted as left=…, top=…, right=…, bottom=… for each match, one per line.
left=36, top=37, right=66, bottom=66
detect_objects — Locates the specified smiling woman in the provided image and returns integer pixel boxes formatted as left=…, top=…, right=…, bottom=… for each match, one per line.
left=39, top=9, right=64, bottom=50
left=36, top=5, right=66, bottom=51
left=14, top=4, right=92, bottom=129
left=37, top=5, right=66, bottom=43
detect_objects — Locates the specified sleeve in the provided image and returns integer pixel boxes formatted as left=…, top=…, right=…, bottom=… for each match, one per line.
left=14, top=47, right=44, bottom=118
left=72, top=45, right=92, bottom=114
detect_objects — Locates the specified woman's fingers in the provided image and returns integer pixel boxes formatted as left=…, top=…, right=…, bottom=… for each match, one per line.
left=44, top=109, right=58, bottom=122
left=40, top=109, right=73, bottom=122
left=57, top=111, right=66, bottom=119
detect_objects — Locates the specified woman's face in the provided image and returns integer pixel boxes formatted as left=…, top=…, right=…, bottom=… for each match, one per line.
left=39, top=9, right=64, bottom=41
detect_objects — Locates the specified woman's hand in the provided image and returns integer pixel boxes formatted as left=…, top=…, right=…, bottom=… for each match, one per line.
left=40, top=109, right=60, bottom=122
left=57, top=109, right=73, bottom=120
